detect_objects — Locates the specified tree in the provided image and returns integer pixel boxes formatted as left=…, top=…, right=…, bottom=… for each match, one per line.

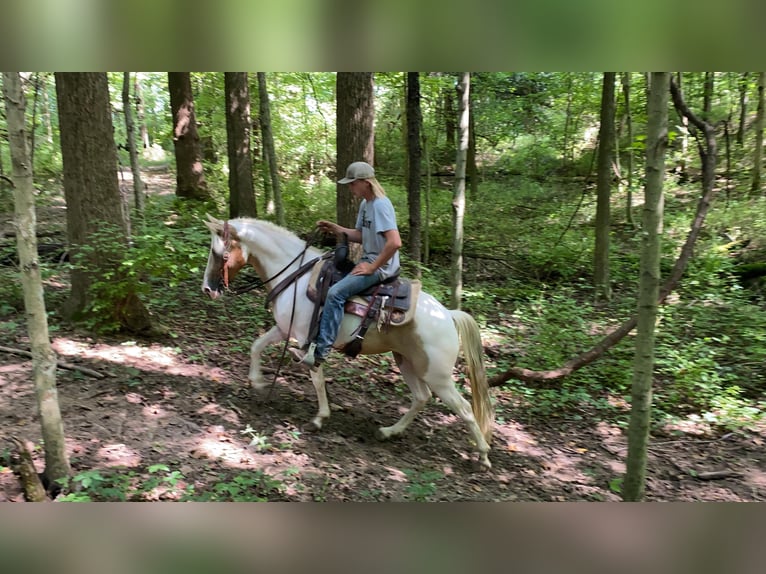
left=623, top=72, right=670, bottom=502
left=55, top=72, right=152, bottom=333
left=751, top=72, right=764, bottom=194
left=450, top=72, right=470, bottom=310
left=736, top=73, right=749, bottom=146
left=406, top=72, right=422, bottom=269
left=257, top=72, right=283, bottom=224
left=122, top=72, right=144, bottom=220
left=336, top=73, right=374, bottom=228
left=622, top=72, right=635, bottom=227
left=134, top=74, right=151, bottom=149
left=3, top=72, right=71, bottom=493
left=594, top=72, right=616, bottom=303
left=225, top=72, right=257, bottom=219
left=168, top=72, right=210, bottom=200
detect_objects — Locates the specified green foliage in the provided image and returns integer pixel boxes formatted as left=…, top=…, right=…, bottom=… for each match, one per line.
left=403, top=469, right=443, bottom=501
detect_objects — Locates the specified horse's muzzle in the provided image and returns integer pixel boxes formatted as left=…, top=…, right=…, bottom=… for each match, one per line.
left=202, top=284, right=222, bottom=300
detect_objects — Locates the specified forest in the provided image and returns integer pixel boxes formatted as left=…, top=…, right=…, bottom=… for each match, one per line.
left=0, top=72, right=764, bottom=502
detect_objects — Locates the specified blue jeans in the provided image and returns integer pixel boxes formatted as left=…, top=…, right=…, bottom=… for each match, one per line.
left=314, top=271, right=382, bottom=359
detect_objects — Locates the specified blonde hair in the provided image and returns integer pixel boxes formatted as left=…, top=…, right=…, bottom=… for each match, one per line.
left=368, top=177, right=386, bottom=199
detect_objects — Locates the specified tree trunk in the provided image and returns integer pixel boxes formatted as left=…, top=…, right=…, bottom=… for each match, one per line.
left=751, top=72, right=764, bottom=193
left=122, top=72, right=145, bottom=220
left=622, top=72, right=635, bottom=227
left=406, top=72, right=422, bottom=269
left=422, top=131, right=432, bottom=267
left=225, top=72, right=257, bottom=219
left=594, top=72, right=616, bottom=303
left=3, top=72, right=71, bottom=490
left=336, top=72, right=374, bottom=228
left=257, top=72, right=283, bottom=224
left=736, top=73, right=749, bottom=146
left=468, top=86, right=479, bottom=201
left=168, top=72, right=210, bottom=200
left=703, top=72, right=714, bottom=122
left=450, top=73, right=470, bottom=310
left=623, top=72, right=669, bottom=502
left=443, top=84, right=456, bottom=164
left=134, top=74, right=151, bottom=149
left=55, top=72, right=152, bottom=333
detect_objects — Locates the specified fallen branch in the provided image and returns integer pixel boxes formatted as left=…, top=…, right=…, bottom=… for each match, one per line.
left=695, top=469, right=740, bottom=481
left=0, top=345, right=105, bottom=379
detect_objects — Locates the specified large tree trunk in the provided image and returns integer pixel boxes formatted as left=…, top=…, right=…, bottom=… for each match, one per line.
left=122, top=72, right=145, bottom=220
left=406, top=72, right=422, bottom=269
left=3, top=72, right=71, bottom=491
left=55, top=73, right=152, bottom=333
left=751, top=72, right=764, bottom=193
left=594, top=72, right=616, bottom=303
left=257, top=72, right=283, bottom=224
left=623, top=72, right=669, bottom=502
left=450, top=73, right=470, bottom=310
left=168, top=72, right=210, bottom=200
left=336, top=72, right=374, bottom=229
left=225, top=72, right=257, bottom=218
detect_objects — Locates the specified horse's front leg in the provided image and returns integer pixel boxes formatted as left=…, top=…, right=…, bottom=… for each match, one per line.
left=307, top=366, right=330, bottom=431
left=248, top=325, right=286, bottom=390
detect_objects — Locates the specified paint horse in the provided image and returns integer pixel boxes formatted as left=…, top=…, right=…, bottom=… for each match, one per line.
left=201, top=216, right=494, bottom=469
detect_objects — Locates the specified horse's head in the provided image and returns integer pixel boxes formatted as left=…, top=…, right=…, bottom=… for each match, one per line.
left=201, top=215, right=249, bottom=299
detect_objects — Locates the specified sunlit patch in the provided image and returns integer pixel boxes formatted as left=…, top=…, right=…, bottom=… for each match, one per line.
left=142, top=403, right=169, bottom=419
left=97, top=443, right=141, bottom=467
left=51, top=337, right=231, bottom=380
left=493, top=420, right=545, bottom=457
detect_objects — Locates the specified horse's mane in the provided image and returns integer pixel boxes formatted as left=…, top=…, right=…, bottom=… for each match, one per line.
left=232, top=218, right=320, bottom=256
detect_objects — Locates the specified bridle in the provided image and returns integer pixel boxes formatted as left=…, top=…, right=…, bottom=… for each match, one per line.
left=219, top=222, right=324, bottom=299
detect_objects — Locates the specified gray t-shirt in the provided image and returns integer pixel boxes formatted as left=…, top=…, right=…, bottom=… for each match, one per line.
left=355, top=196, right=400, bottom=280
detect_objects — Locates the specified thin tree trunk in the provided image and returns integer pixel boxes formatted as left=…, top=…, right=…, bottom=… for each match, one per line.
left=736, top=73, right=749, bottom=146
left=622, top=72, right=635, bottom=227
left=3, top=72, right=71, bottom=490
left=703, top=72, right=714, bottom=122
left=257, top=73, right=283, bottom=225
left=423, top=131, right=431, bottom=267
left=134, top=74, right=151, bottom=149
left=122, top=72, right=144, bottom=220
left=751, top=72, right=764, bottom=193
left=225, top=72, right=257, bottom=219
left=623, top=72, right=669, bottom=502
left=450, top=73, right=470, bottom=310
left=594, top=72, right=616, bottom=303
left=406, top=72, right=422, bottom=269
left=468, top=84, right=479, bottom=200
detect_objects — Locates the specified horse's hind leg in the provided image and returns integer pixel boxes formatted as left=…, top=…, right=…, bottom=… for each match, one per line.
left=376, top=353, right=431, bottom=440
left=307, top=366, right=330, bottom=431
left=429, top=380, right=492, bottom=469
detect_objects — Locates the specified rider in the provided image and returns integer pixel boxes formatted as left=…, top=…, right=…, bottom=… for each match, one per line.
left=297, top=161, right=402, bottom=369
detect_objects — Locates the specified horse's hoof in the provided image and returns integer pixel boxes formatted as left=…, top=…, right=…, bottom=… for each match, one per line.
left=472, top=457, right=492, bottom=472
left=302, top=421, right=322, bottom=433
left=374, top=429, right=388, bottom=441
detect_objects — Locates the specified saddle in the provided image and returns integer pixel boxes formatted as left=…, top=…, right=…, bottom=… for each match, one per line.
left=306, top=255, right=420, bottom=357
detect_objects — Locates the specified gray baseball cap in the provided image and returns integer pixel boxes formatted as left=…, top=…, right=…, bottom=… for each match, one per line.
left=338, top=161, right=375, bottom=183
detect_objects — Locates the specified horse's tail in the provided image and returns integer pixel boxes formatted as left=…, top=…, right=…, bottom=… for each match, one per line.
left=450, top=310, right=494, bottom=444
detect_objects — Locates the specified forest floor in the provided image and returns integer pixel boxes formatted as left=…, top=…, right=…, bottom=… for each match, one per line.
left=1, top=168, right=765, bottom=502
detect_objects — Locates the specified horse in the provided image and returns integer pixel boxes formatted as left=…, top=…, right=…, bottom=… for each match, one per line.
left=201, top=215, right=494, bottom=469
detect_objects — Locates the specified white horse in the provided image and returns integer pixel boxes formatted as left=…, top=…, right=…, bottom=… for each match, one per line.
left=201, top=216, right=494, bottom=469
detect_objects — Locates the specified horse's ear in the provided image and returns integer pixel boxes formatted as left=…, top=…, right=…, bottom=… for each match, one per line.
left=204, top=219, right=223, bottom=235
